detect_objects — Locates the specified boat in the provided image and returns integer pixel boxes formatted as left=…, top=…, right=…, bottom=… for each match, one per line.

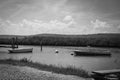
left=8, top=48, right=33, bottom=53
left=7, top=37, right=33, bottom=53
left=73, top=50, right=111, bottom=56
left=92, top=69, right=120, bottom=80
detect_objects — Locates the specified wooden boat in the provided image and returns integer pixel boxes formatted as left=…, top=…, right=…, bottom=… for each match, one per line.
left=92, top=69, right=120, bottom=80
left=73, top=50, right=111, bottom=56
left=8, top=48, right=33, bottom=53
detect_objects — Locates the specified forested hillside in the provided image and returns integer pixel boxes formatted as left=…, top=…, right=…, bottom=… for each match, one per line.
left=0, top=33, right=120, bottom=48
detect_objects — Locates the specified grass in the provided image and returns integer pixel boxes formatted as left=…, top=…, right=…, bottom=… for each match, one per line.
left=0, top=58, right=90, bottom=78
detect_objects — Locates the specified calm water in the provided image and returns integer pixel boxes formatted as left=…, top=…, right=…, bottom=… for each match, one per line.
left=0, top=45, right=120, bottom=71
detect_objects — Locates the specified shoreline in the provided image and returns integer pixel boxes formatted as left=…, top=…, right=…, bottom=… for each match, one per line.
left=0, top=58, right=90, bottom=78
left=1, top=44, right=120, bottom=49
left=0, top=64, right=91, bottom=80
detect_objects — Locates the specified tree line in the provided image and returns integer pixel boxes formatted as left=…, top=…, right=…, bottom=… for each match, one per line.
left=0, top=34, right=120, bottom=48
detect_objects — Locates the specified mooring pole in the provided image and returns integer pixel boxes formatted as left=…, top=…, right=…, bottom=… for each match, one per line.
left=12, top=38, right=15, bottom=49
left=16, top=37, right=18, bottom=48
left=40, top=41, right=42, bottom=51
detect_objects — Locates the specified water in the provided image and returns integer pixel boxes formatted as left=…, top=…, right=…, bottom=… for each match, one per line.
left=0, top=45, right=120, bottom=71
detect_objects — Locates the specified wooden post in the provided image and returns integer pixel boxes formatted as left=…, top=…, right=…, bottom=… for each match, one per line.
left=11, top=38, right=15, bottom=49
left=40, top=41, right=42, bottom=51
left=15, top=37, right=18, bottom=48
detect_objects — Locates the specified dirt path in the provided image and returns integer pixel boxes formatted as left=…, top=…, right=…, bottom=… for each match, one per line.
left=0, top=64, right=92, bottom=80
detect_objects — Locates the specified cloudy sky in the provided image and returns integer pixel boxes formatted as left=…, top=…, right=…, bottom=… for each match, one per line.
left=0, top=0, right=120, bottom=35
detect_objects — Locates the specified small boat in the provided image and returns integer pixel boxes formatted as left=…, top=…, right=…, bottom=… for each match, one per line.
left=73, top=50, right=111, bottom=56
left=8, top=48, right=33, bottom=53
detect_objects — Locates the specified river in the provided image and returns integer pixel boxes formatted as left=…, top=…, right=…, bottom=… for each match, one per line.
left=0, top=45, right=120, bottom=71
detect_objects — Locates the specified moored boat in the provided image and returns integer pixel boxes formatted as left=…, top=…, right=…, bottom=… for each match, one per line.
left=8, top=48, right=33, bottom=53
left=73, top=50, right=111, bottom=56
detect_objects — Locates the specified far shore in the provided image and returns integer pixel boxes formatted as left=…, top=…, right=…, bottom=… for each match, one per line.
left=0, top=33, right=120, bottom=48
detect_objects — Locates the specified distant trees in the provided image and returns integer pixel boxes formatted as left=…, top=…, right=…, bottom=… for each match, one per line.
left=0, top=34, right=120, bottom=48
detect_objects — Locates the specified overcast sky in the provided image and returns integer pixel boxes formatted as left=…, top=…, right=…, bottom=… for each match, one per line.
left=0, top=0, right=120, bottom=35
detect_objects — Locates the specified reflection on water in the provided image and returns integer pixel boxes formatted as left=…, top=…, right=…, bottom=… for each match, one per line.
left=0, top=45, right=120, bottom=71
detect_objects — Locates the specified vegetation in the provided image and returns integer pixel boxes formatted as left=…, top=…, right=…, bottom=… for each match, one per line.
left=0, top=33, right=120, bottom=48
left=0, top=58, right=90, bottom=78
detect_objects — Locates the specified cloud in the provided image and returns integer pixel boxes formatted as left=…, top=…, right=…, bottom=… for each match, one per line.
left=66, top=0, right=120, bottom=13
left=63, top=15, right=76, bottom=28
left=117, top=25, right=120, bottom=29
left=0, top=17, right=77, bottom=35
left=1, top=0, right=120, bottom=28
left=0, top=0, right=67, bottom=20
left=89, top=19, right=120, bottom=33
left=0, top=18, right=120, bottom=35
left=65, top=0, right=120, bottom=24
left=91, top=19, right=110, bottom=29
left=63, top=15, right=73, bottom=21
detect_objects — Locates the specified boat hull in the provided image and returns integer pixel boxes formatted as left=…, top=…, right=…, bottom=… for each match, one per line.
left=73, top=50, right=111, bottom=56
left=8, top=48, right=33, bottom=53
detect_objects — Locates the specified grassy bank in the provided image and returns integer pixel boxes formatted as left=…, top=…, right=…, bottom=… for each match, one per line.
left=0, top=58, right=90, bottom=78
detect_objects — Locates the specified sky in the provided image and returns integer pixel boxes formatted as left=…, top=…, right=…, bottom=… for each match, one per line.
left=0, top=0, right=120, bottom=35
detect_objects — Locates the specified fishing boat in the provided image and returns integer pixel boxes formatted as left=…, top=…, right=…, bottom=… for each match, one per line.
left=8, top=48, right=33, bottom=53
left=73, top=49, right=111, bottom=56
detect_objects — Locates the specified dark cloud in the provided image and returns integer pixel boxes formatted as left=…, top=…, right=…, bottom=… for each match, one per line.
left=66, top=0, right=120, bottom=14
left=0, top=0, right=36, bottom=5
left=66, top=0, right=95, bottom=12
left=0, top=0, right=45, bottom=20
left=0, top=0, right=20, bottom=19
left=93, top=0, right=120, bottom=14
left=1, top=0, right=120, bottom=19
left=106, top=13, right=120, bottom=20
